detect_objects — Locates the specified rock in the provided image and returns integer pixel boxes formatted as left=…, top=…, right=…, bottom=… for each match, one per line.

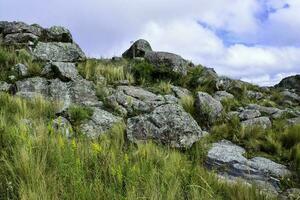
left=3, top=33, right=38, bottom=45
left=195, top=92, right=223, bottom=124
left=80, top=107, right=122, bottom=138
left=69, top=78, right=101, bottom=107
left=106, top=86, right=165, bottom=116
left=15, top=77, right=49, bottom=98
left=2, top=21, right=42, bottom=37
left=41, top=26, right=73, bottom=43
left=48, top=79, right=71, bottom=113
left=13, top=63, right=28, bottom=77
left=197, top=67, right=218, bottom=88
left=275, top=75, right=300, bottom=93
left=127, top=104, right=204, bottom=148
left=33, top=42, right=85, bottom=62
left=213, top=91, right=234, bottom=102
left=281, top=90, right=300, bottom=103
left=246, top=90, right=264, bottom=100
left=122, top=39, right=152, bottom=59
left=52, top=116, right=73, bottom=138
left=279, top=188, right=300, bottom=200
left=238, top=109, right=261, bottom=121
left=48, top=62, right=79, bottom=81
left=241, top=117, right=272, bottom=129
left=287, top=117, right=300, bottom=126
left=144, top=51, right=192, bottom=75
left=164, top=94, right=179, bottom=104
left=206, top=140, right=291, bottom=193
left=171, top=85, right=191, bottom=99
left=246, top=104, right=282, bottom=118
left=0, top=81, right=12, bottom=92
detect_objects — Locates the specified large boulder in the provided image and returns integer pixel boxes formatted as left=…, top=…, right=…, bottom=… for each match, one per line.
left=238, top=109, right=261, bottom=121
left=80, top=107, right=122, bottom=138
left=1, top=21, right=42, bottom=37
left=41, top=26, right=73, bottom=43
left=206, top=140, right=291, bottom=193
left=195, top=92, right=223, bottom=124
left=122, top=39, right=152, bottom=59
left=144, top=51, right=192, bottom=75
left=241, top=117, right=272, bottom=129
left=246, top=104, right=282, bottom=119
left=213, top=91, right=234, bottom=102
left=106, top=86, right=165, bottom=116
left=33, top=42, right=85, bottom=62
left=275, top=75, right=300, bottom=93
left=43, top=62, right=79, bottom=81
left=3, top=33, right=39, bottom=45
left=127, top=104, right=204, bottom=148
left=15, top=77, right=49, bottom=98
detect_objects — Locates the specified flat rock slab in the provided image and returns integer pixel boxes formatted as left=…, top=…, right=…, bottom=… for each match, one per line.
left=206, top=140, right=291, bottom=193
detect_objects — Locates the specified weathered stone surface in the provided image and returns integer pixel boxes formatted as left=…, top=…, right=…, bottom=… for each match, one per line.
left=49, top=62, right=79, bottom=81
left=287, top=117, right=300, bottom=126
left=15, top=77, right=49, bottom=98
left=145, top=51, right=192, bottom=75
left=195, top=92, right=223, bottom=123
left=33, top=42, right=85, bottom=62
left=216, top=76, right=246, bottom=93
left=106, top=86, right=165, bottom=116
left=80, top=107, right=122, bottom=138
left=127, top=104, right=203, bottom=148
left=164, top=94, right=178, bottom=104
left=122, top=39, right=152, bottom=58
left=281, top=90, right=300, bottom=103
left=41, top=26, right=73, bottom=43
left=246, top=104, right=282, bottom=118
left=48, top=79, right=71, bottom=113
left=206, top=140, right=291, bottom=192
left=171, top=85, right=191, bottom=99
left=213, top=91, right=234, bottom=102
left=0, top=81, right=11, bottom=92
left=241, top=117, right=272, bottom=129
left=13, top=63, right=28, bottom=77
left=3, top=33, right=38, bottom=45
left=2, top=21, right=42, bottom=36
left=52, top=116, right=73, bottom=138
left=239, top=109, right=261, bottom=121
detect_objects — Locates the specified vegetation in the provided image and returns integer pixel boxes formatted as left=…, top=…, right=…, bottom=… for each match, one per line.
left=0, top=93, right=273, bottom=200
left=68, top=105, right=93, bottom=126
left=180, top=95, right=195, bottom=115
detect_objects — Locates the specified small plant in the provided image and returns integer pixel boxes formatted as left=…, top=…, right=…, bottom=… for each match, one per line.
left=68, top=105, right=93, bottom=126
left=180, top=95, right=195, bottom=115
left=281, top=124, right=300, bottom=148
left=291, top=144, right=300, bottom=173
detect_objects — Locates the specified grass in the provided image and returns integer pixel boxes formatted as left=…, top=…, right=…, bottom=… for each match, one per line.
left=78, top=59, right=134, bottom=85
left=180, top=95, right=195, bottom=115
left=0, top=92, right=273, bottom=200
left=67, top=105, right=93, bottom=126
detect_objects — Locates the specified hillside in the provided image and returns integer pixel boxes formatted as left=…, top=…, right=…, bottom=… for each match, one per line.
left=0, top=21, right=300, bottom=200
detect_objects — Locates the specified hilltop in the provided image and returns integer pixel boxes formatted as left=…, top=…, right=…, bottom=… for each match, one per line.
left=0, top=21, right=300, bottom=200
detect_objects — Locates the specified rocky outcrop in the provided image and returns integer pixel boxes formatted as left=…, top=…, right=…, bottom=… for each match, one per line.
left=275, top=75, right=300, bottom=93
left=127, top=104, right=204, bottom=148
left=122, top=39, right=152, bottom=59
left=40, top=26, right=73, bottom=43
left=213, top=91, right=234, bottom=102
left=238, top=109, right=261, bottom=121
left=195, top=92, right=223, bottom=124
left=241, top=116, right=272, bottom=129
left=206, top=140, right=291, bottom=193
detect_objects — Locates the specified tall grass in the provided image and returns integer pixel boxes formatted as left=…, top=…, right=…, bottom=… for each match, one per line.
left=0, top=93, right=272, bottom=200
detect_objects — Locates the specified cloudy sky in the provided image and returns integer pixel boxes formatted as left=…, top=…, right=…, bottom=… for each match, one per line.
left=1, top=0, right=299, bottom=86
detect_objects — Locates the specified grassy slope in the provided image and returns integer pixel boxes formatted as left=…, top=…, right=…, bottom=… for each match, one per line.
left=0, top=47, right=299, bottom=199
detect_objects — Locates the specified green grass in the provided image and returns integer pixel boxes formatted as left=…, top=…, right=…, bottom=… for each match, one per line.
left=180, top=95, right=195, bottom=115
left=0, top=92, right=273, bottom=200
left=67, top=105, right=93, bottom=126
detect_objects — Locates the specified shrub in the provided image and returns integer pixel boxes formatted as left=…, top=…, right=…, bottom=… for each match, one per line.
left=281, top=125, right=300, bottom=148
left=68, top=105, right=93, bottom=126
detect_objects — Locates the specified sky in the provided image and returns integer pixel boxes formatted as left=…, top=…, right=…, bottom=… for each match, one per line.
left=0, top=0, right=299, bottom=86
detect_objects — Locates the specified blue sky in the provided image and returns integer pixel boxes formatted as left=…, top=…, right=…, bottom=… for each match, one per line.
left=0, top=0, right=300, bottom=86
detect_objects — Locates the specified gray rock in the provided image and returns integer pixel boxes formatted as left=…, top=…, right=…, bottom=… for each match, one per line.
left=287, top=117, right=300, bottom=126
left=127, top=104, right=204, bottom=148
left=41, top=26, right=73, bottom=43
left=239, top=109, right=261, bottom=121
left=195, top=92, right=223, bottom=124
left=246, top=104, right=282, bottom=117
left=275, top=74, right=300, bottom=93
left=216, top=76, right=246, bottom=92
left=197, top=67, right=218, bottom=87
left=80, top=107, right=122, bottom=138
left=2, top=21, right=42, bottom=36
left=69, top=78, right=101, bottom=107
left=3, top=33, right=38, bottom=45
left=15, top=77, right=49, bottom=98
left=48, top=79, right=72, bottom=113
left=0, top=81, right=12, bottom=92
left=33, top=42, right=85, bottom=62
left=122, top=39, right=152, bottom=58
left=144, top=51, right=192, bottom=75
left=247, top=90, right=264, bottom=100
left=171, top=85, right=191, bottom=99
left=50, top=62, right=79, bottom=81
left=281, top=90, right=300, bottom=103
left=52, top=116, right=73, bottom=138
left=14, top=63, right=28, bottom=77
left=213, top=91, right=234, bottom=102
left=164, top=94, right=178, bottom=104
left=206, top=140, right=291, bottom=193
left=106, top=86, right=165, bottom=116
left=241, top=117, right=272, bottom=129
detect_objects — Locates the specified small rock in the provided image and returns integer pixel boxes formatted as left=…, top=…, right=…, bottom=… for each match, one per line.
left=239, top=109, right=261, bottom=121
left=171, top=85, right=191, bottom=99
left=213, top=91, right=234, bottom=101
left=246, top=90, right=264, bottom=100
left=0, top=81, right=12, bottom=92
left=241, top=117, right=272, bottom=129
left=122, top=39, right=152, bottom=59
left=52, top=116, right=73, bottom=138
left=14, top=63, right=28, bottom=77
